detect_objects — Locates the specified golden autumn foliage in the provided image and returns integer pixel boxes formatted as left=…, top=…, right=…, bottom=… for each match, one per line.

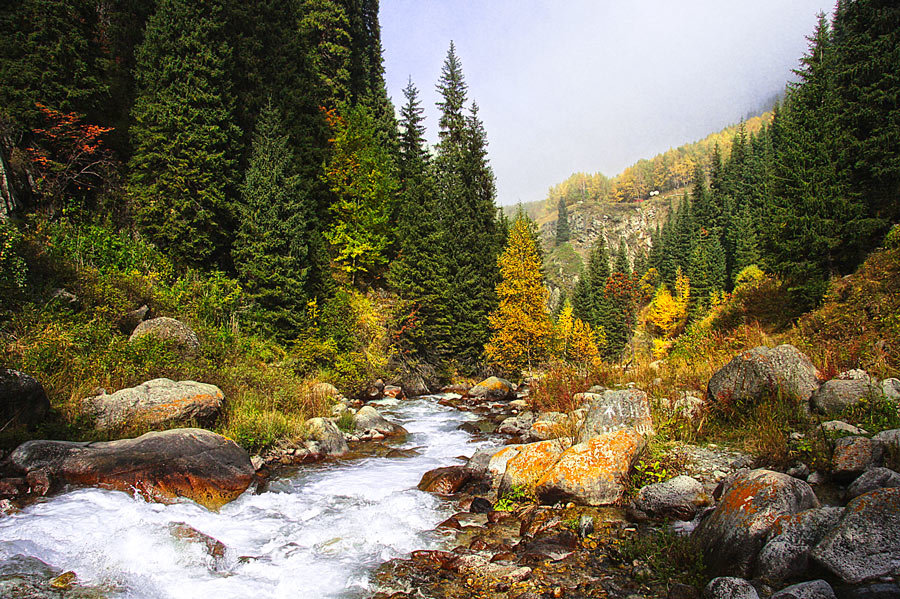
left=557, top=301, right=603, bottom=366
left=644, top=268, right=690, bottom=358
left=485, top=217, right=556, bottom=372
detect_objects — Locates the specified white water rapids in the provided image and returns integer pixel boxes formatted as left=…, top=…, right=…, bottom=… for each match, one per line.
left=0, top=395, right=495, bottom=598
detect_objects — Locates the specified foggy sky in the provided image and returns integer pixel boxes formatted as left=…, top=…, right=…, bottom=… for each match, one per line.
left=380, top=0, right=833, bottom=206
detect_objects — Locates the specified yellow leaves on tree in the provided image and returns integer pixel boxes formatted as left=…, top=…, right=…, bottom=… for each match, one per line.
left=557, top=300, right=603, bottom=366
left=644, top=268, right=690, bottom=358
left=485, top=216, right=556, bottom=373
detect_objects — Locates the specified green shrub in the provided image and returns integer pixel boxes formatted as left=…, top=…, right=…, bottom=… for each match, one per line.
left=0, top=220, right=27, bottom=300
left=619, top=529, right=706, bottom=588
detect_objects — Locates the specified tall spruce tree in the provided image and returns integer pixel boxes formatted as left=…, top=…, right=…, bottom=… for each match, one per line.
left=432, top=43, right=502, bottom=364
left=765, top=13, right=854, bottom=308
left=233, top=102, right=312, bottom=333
left=390, top=80, right=451, bottom=360
left=555, top=198, right=571, bottom=244
left=128, top=0, right=240, bottom=266
left=572, top=235, right=610, bottom=331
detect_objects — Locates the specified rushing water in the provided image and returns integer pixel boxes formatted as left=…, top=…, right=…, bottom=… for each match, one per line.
left=0, top=395, right=494, bottom=599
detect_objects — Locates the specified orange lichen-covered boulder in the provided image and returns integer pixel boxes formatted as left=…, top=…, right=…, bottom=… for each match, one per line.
left=811, top=487, right=900, bottom=584
left=692, top=469, right=819, bottom=578
left=535, top=428, right=645, bottom=506
left=468, top=377, right=516, bottom=401
left=6, top=428, right=254, bottom=510
left=82, top=378, right=223, bottom=431
left=499, top=440, right=570, bottom=494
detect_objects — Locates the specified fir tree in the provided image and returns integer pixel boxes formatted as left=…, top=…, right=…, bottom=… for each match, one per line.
left=128, top=0, right=241, bottom=266
left=431, top=43, right=502, bottom=364
left=555, top=198, right=571, bottom=244
left=233, top=102, right=313, bottom=333
left=614, top=238, right=630, bottom=276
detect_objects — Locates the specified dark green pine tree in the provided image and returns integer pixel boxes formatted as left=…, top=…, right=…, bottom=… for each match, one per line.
left=688, top=229, right=726, bottom=316
left=572, top=235, right=610, bottom=330
left=732, top=201, right=761, bottom=278
left=431, top=42, right=503, bottom=365
left=389, top=79, right=452, bottom=360
left=670, top=193, right=696, bottom=278
left=128, top=0, right=241, bottom=266
left=232, top=102, right=313, bottom=334
left=830, top=0, right=898, bottom=235
left=0, top=0, right=109, bottom=130
left=765, top=13, right=856, bottom=308
left=690, top=163, right=719, bottom=235
left=555, top=197, right=571, bottom=244
left=614, top=238, right=630, bottom=276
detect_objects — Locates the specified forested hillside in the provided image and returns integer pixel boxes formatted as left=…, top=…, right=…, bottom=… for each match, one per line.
left=0, top=1, right=506, bottom=449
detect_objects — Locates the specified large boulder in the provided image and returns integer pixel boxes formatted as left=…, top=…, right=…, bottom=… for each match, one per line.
left=880, top=378, right=900, bottom=402
left=535, top=428, right=645, bottom=506
left=486, top=445, right=523, bottom=477
left=707, top=345, right=821, bottom=405
left=303, top=418, right=349, bottom=456
left=873, top=428, right=900, bottom=449
left=0, top=369, right=50, bottom=429
left=468, top=377, right=516, bottom=401
left=770, top=580, right=836, bottom=599
left=831, top=436, right=885, bottom=481
left=703, top=577, right=759, bottom=599
left=352, top=406, right=408, bottom=437
left=847, top=467, right=900, bottom=499
left=417, top=466, right=474, bottom=495
left=811, top=488, right=900, bottom=584
left=499, top=440, right=570, bottom=494
left=754, top=507, right=844, bottom=585
left=81, top=378, right=223, bottom=431
left=525, top=412, right=570, bottom=441
left=5, top=428, right=253, bottom=509
left=693, top=469, right=820, bottom=577
left=810, top=375, right=879, bottom=416
left=129, top=317, right=200, bottom=353
left=576, top=389, right=654, bottom=442
left=634, top=475, right=711, bottom=520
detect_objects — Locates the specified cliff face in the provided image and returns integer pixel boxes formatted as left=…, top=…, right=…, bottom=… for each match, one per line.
left=540, top=196, right=676, bottom=265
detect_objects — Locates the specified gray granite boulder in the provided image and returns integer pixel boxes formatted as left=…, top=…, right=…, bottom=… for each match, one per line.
left=634, top=475, right=711, bottom=520
left=129, top=317, right=200, bottom=352
left=703, top=577, right=759, bottom=599
left=811, top=487, right=900, bottom=584
left=770, top=580, right=836, bottom=599
left=831, top=436, right=885, bottom=481
left=811, top=375, right=879, bottom=416
left=847, top=467, right=900, bottom=499
left=576, top=389, right=654, bottom=442
left=303, top=418, right=349, bottom=456
left=754, top=506, right=843, bottom=585
left=707, top=345, right=821, bottom=405
left=81, top=378, right=223, bottom=431
left=352, top=405, right=407, bottom=437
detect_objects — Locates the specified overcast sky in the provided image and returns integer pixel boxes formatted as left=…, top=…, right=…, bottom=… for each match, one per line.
left=380, top=0, right=834, bottom=206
